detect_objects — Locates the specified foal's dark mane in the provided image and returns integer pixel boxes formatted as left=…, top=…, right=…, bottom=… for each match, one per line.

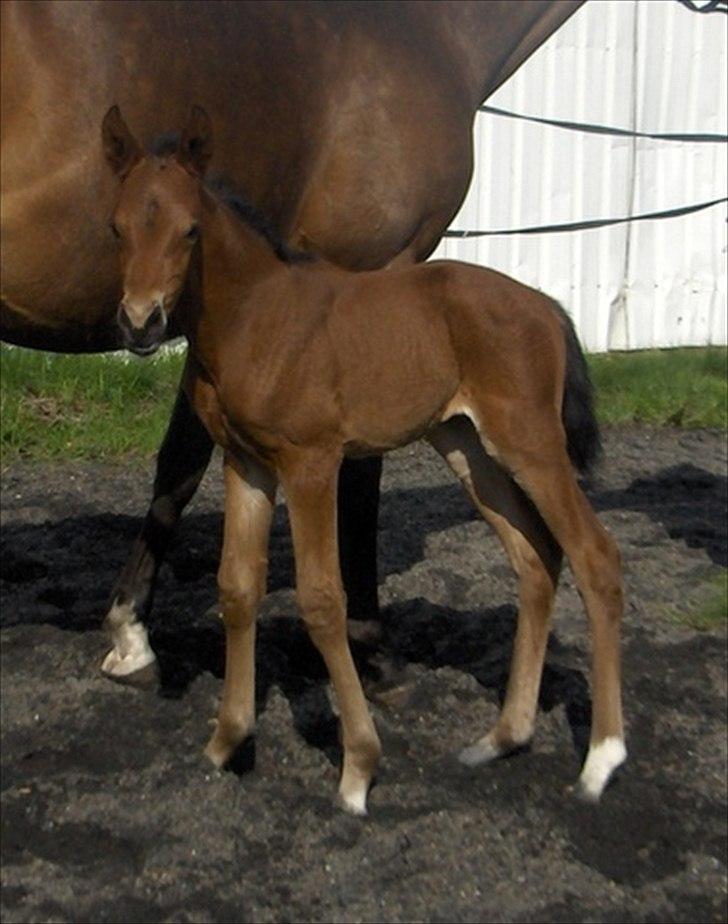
left=209, top=177, right=316, bottom=265
left=149, top=133, right=315, bottom=265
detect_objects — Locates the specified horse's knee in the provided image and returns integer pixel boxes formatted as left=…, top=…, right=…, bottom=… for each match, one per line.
left=217, top=561, right=265, bottom=628
left=297, top=578, right=346, bottom=640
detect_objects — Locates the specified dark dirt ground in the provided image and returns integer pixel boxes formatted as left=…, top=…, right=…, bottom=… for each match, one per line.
left=1, top=426, right=726, bottom=924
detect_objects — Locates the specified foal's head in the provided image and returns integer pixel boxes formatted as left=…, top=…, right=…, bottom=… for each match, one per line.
left=102, top=105, right=212, bottom=355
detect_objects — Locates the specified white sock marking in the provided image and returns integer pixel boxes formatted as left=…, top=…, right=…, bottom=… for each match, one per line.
left=578, top=736, right=627, bottom=800
left=102, top=600, right=157, bottom=677
left=339, top=785, right=368, bottom=817
left=458, top=734, right=502, bottom=767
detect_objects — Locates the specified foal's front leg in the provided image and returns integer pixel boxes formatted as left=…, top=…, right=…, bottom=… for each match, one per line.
left=281, top=448, right=381, bottom=815
left=205, top=453, right=276, bottom=767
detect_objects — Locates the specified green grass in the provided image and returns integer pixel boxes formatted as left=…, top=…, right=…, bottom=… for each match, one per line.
left=0, top=346, right=184, bottom=461
left=0, top=344, right=726, bottom=462
left=670, top=571, right=728, bottom=632
left=588, top=347, right=727, bottom=429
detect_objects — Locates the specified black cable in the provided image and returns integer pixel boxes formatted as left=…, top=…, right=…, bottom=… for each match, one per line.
left=478, top=105, right=728, bottom=144
left=443, top=196, right=728, bottom=238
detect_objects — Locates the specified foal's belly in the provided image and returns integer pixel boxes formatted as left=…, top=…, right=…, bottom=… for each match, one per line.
left=331, top=284, right=460, bottom=456
left=338, top=364, right=458, bottom=457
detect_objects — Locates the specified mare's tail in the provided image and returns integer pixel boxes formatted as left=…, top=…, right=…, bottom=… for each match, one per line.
left=552, top=302, right=602, bottom=474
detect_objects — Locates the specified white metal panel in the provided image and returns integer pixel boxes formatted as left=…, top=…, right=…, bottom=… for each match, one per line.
left=432, top=0, right=727, bottom=352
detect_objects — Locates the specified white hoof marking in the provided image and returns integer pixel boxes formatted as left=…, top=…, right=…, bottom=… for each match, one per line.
left=204, top=739, right=229, bottom=770
left=339, top=785, right=368, bottom=816
left=577, top=736, right=627, bottom=801
left=102, top=601, right=157, bottom=678
left=458, top=735, right=502, bottom=767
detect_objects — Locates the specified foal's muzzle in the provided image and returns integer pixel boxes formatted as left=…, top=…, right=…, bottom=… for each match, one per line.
left=117, top=301, right=168, bottom=356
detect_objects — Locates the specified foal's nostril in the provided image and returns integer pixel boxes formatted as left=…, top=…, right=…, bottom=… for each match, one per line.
left=117, top=303, right=134, bottom=335
left=116, top=300, right=167, bottom=354
left=143, top=302, right=166, bottom=335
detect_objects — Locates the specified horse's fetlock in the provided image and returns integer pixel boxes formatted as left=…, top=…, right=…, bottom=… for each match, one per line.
left=105, top=598, right=138, bottom=630
left=150, top=494, right=178, bottom=527
left=217, top=711, right=252, bottom=747
left=356, top=731, right=382, bottom=771
left=494, top=717, right=533, bottom=752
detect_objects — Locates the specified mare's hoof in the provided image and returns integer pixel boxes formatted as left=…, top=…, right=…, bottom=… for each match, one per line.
left=347, top=619, right=382, bottom=646
left=100, top=650, right=159, bottom=688
left=370, top=682, right=415, bottom=709
left=364, top=659, right=418, bottom=706
left=102, top=609, right=158, bottom=687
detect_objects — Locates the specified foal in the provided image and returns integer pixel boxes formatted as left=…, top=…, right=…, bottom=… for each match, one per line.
left=102, top=106, right=625, bottom=814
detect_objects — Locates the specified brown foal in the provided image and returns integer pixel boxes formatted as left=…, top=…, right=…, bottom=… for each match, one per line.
left=103, top=106, right=625, bottom=814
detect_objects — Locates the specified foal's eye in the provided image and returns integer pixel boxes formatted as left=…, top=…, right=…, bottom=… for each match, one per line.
left=109, top=222, right=121, bottom=239
left=185, top=224, right=199, bottom=241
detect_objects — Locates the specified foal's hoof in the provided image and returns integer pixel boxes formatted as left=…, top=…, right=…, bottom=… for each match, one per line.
left=100, top=648, right=159, bottom=688
left=573, top=737, right=627, bottom=802
left=204, top=719, right=255, bottom=772
left=336, top=786, right=369, bottom=817
left=569, top=781, right=602, bottom=804
left=204, top=734, right=232, bottom=770
left=458, top=736, right=501, bottom=767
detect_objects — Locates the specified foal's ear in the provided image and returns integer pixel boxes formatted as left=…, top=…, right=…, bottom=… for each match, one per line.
left=101, top=105, right=142, bottom=178
left=178, top=106, right=213, bottom=176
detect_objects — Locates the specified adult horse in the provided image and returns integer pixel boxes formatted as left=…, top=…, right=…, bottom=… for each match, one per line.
left=0, top=0, right=583, bottom=682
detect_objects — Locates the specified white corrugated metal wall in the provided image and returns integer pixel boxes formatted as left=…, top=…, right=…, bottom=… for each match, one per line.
left=432, top=0, right=728, bottom=353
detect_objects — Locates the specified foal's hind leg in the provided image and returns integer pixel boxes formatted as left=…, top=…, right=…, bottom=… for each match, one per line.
left=429, top=416, right=563, bottom=761
left=103, top=375, right=213, bottom=683
left=467, top=406, right=625, bottom=801
left=205, top=453, right=276, bottom=767
left=279, top=448, right=381, bottom=815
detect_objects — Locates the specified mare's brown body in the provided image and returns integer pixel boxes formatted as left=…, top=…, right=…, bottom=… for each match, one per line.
left=2, top=0, right=583, bottom=342
left=105, top=113, right=625, bottom=812
left=1, top=0, right=583, bottom=681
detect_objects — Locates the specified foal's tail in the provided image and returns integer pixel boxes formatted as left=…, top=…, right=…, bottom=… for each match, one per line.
left=553, top=302, right=602, bottom=474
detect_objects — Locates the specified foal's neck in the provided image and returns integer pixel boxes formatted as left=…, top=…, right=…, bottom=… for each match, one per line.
left=182, top=187, right=287, bottom=352
left=203, top=188, right=284, bottom=288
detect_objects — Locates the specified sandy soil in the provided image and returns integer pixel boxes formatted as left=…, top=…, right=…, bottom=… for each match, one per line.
left=1, top=426, right=726, bottom=923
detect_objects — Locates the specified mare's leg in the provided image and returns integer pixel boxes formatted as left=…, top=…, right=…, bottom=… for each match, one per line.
left=468, top=404, right=625, bottom=801
left=281, top=448, right=381, bottom=815
left=428, top=416, right=563, bottom=760
left=205, top=453, right=276, bottom=767
left=102, top=377, right=214, bottom=681
left=338, top=456, right=382, bottom=621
